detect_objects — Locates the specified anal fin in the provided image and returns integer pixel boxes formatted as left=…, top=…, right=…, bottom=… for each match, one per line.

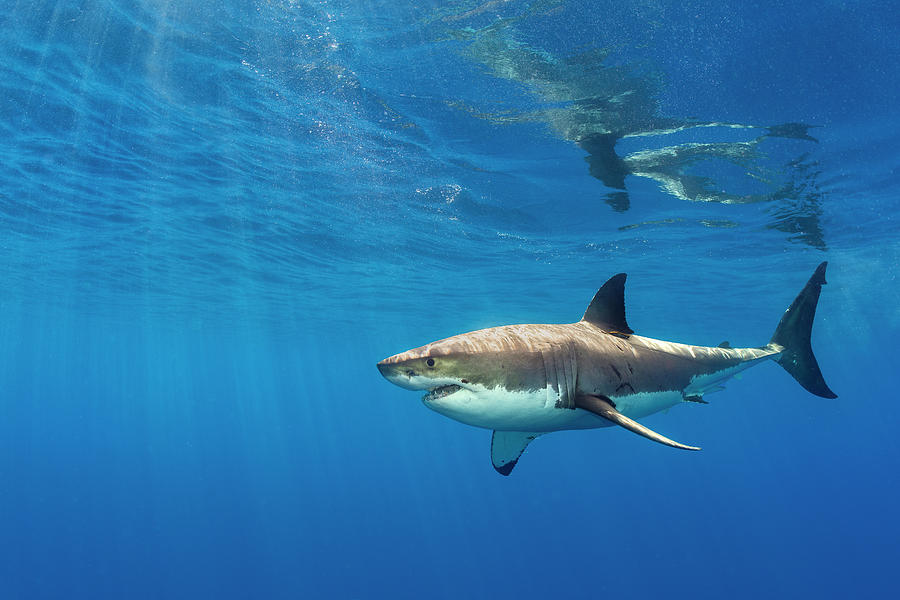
left=575, top=394, right=701, bottom=451
left=491, top=431, right=541, bottom=476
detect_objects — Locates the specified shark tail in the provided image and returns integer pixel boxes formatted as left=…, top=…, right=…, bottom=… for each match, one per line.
left=768, top=262, right=837, bottom=398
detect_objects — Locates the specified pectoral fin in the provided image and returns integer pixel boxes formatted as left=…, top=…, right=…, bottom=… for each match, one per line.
left=575, top=394, right=701, bottom=451
left=491, top=431, right=541, bottom=476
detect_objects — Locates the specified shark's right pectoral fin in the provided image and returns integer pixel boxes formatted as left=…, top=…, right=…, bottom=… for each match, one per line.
left=575, top=394, right=701, bottom=451
left=491, top=431, right=542, bottom=476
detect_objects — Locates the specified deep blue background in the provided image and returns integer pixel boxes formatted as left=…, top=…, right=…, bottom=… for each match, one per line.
left=1, top=1, right=898, bottom=598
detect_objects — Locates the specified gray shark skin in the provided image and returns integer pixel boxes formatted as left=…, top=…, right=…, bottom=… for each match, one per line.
left=377, top=263, right=836, bottom=475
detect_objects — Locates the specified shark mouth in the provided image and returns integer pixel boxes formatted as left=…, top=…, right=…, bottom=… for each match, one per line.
left=424, top=385, right=462, bottom=402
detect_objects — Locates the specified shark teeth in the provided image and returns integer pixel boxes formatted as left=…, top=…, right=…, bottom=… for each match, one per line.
left=424, top=385, right=462, bottom=402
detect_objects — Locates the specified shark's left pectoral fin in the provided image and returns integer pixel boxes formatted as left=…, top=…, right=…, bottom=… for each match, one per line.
left=576, top=394, right=701, bottom=451
left=491, top=431, right=541, bottom=476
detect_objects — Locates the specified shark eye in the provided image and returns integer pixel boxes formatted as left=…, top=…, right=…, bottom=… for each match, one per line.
left=426, top=358, right=435, bottom=367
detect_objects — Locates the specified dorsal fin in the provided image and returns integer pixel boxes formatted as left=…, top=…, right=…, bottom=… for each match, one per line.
left=718, top=341, right=731, bottom=349
left=581, top=273, right=634, bottom=335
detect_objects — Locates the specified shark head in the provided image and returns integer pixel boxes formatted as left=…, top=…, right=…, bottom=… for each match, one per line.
left=377, top=337, right=481, bottom=417
left=376, top=329, right=549, bottom=428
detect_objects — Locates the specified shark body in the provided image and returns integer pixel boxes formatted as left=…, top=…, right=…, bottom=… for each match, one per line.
left=377, top=263, right=835, bottom=475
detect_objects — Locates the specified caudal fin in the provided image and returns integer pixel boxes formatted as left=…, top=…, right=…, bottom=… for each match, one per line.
left=769, top=262, right=837, bottom=398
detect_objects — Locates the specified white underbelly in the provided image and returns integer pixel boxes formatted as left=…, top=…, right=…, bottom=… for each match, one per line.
left=424, top=385, right=684, bottom=432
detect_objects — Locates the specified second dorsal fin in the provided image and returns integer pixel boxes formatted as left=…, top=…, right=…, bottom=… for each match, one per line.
left=581, top=273, right=634, bottom=336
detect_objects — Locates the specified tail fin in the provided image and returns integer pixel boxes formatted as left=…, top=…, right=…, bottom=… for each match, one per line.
left=769, top=262, right=837, bottom=398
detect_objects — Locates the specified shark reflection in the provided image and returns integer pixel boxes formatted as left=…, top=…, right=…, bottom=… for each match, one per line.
left=448, top=20, right=827, bottom=248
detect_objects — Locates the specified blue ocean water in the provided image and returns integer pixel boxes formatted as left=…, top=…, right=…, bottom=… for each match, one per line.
left=1, top=1, right=898, bottom=598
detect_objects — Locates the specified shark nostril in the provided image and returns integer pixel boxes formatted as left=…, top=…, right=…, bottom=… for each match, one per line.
left=406, top=370, right=416, bottom=377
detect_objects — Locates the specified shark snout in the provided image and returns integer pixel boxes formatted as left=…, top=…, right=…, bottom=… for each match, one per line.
left=377, top=355, right=409, bottom=375
left=376, top=358, right=398, bottom=381
left=376, top=358, right=391, bottom=376
left=377, top=356, right=425, bottom=391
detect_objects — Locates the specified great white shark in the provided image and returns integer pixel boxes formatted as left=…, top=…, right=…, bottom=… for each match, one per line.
left=377, top=263, right=836, bottom=475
